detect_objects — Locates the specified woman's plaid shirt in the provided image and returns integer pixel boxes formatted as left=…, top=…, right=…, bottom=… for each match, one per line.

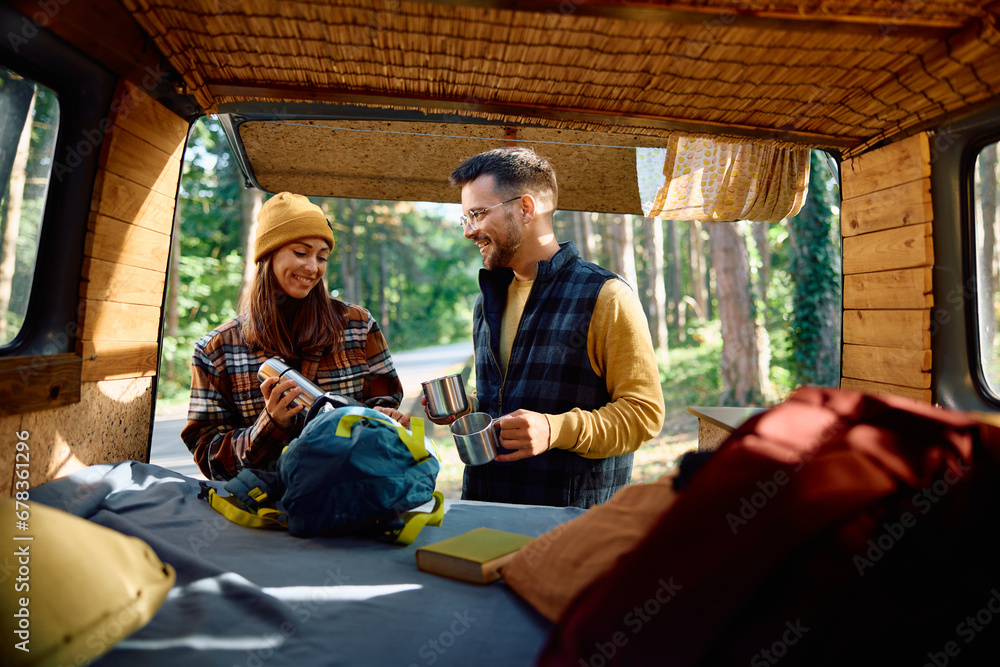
left=181, top=303, right=403, bottom=480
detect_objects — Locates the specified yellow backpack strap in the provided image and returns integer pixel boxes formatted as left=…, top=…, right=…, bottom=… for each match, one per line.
left=388, top=491, right=446, bottom=545
left=334, top=413, right=436, bottom=463
left=207, top=489, right=288, bottom=530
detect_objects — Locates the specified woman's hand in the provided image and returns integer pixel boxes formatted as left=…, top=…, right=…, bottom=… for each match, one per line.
left=373, top=405, right=411, bottom=429
left=260, top=377, right=305, bottom=431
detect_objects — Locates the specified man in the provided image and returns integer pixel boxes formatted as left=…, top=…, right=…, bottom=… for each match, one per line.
left=428, top=146, right=665, bottom=508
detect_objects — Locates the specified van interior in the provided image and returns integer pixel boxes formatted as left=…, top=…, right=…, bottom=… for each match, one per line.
left=1, top=1, right=999, bottom=665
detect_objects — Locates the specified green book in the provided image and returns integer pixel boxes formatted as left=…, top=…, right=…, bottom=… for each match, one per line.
left=416, top=527, right=535, bottom=584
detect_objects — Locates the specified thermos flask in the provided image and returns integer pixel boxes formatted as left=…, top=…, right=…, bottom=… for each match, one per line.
left=257, top=357, right=326, bottom=411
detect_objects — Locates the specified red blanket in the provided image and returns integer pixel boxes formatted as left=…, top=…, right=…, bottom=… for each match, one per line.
left=540, top=387, right=1000, bottom=666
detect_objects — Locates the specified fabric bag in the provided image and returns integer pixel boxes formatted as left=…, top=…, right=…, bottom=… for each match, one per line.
left=538, top=387, right=1000, bottom=666
left=207, top=406, right=444, bottom=544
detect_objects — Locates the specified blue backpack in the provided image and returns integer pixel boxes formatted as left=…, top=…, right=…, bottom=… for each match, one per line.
left=207, top=406, right=444, bottom=544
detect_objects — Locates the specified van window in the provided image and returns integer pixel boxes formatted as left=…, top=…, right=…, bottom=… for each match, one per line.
left=0, top=65, right=59, bottom=346
left=975, top=139, right=1000, bottom=395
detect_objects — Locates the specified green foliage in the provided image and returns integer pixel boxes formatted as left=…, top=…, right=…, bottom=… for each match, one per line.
left=158, top=118, right=478, bottom=402
left=658, top=323, right=723, bottom=409
left=787, top=151, right=842, bottom=387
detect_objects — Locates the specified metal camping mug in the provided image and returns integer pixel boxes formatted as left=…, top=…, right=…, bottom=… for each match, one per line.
left=421, top=373, right=469, bottom=419
left=450, top=412, right=501, bottom=466
left=257, top=357, right=325, bottom=411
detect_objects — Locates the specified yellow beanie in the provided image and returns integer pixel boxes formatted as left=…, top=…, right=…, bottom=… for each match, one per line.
left=254, top=192, right=335, bottom=263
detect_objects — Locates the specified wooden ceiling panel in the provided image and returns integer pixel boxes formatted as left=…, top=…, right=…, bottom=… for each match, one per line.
left=115, top=0, right=1000, bottom=157
left=237, top=119, right=673, bottom=212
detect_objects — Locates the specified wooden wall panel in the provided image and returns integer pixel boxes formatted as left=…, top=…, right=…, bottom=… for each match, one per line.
left=843, top=267, right=933, bottom=309
left=0, top=354, right=82, bottom=417
left=101, top=125, right=183, bottom=198
left=80, top=341, right=159, bottom=381
left=839, top=378, right=933, bottom=403
left=79, top=77, right=188, bottom=387
left=85, top=213, right=170, bottom=273
left=0, top=77, right=188, bottom=495
left=842, top=309, right=930, bottom=350
left=842, top=344, right=932, bottom=388
left=842, top=223, right=933, bottom=274
left=112, top=81, right=188, bottom=160
left=839, top=132, right=934, bottom=402
left=92, top=169, right=175, bottom=235
left=79, top=300, right=161, bottom=343
left=841, top=179, right=933, bottom=237
left=80, top=258, right=165, bottom=306
left=840, top=134, right=931, bottom=200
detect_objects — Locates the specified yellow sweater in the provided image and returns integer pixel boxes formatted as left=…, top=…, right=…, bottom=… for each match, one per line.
left=490, top=277, right=665, bottom=458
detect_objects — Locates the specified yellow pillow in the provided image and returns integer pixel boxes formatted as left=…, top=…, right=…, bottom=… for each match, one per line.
left=0, top=498, right=175, bottom=666
left=500, top=474, right=678, bottom=621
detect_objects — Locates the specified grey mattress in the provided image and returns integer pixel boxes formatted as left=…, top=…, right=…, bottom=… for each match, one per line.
left=30, top=461, right=586, bottom=667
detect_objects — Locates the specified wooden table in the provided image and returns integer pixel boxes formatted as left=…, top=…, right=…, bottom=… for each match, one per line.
left=686, top=406, right=768, bottom=451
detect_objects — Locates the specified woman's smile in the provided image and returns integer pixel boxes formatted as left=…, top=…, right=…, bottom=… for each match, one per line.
left=271, top=238, right=330, bottom=298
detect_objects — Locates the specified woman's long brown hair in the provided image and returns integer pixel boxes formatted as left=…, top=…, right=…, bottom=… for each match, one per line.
left=239, top=254, right=348, bottom=359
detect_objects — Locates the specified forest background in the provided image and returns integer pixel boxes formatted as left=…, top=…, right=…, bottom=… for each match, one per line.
left=1, top=77, right=998, bottom=490
left=0, top=103, right=842, bottom=486
left=157, top=117, right=843, bottom=483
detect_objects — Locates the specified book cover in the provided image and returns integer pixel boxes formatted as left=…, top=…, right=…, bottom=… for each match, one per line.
left=416, top=527, right=535, bottom=584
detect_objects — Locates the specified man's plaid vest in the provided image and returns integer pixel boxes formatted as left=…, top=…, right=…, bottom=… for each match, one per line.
left=463, top=242, right=634, bottom=508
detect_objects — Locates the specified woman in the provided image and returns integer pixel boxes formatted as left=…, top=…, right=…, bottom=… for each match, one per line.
left=182, top=192, right=407, bottom=480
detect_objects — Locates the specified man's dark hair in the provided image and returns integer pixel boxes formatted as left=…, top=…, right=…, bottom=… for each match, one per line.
left=449, top=147, right=558, bottom=205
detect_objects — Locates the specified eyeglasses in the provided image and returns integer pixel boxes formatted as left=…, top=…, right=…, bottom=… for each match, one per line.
left=459, top=196, right=524, bottom=231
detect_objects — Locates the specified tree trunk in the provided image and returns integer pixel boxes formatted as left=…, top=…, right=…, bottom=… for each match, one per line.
left=611, top=214, right=638, bottom=289
left=0, top=87, right=36, bottom=341
left=341, top=199, right=358, bottom=304
left=646, top=217, right=668, bottom=353
left=378, top=227, right=389, bottom=336
left=238, top=186, right=262, bottom=302
left=571, top=211, right=585, bottom=259
left=978, top=144, right=998, bottom=356
left=669, top=219, right=686, bottom=342
left=750, top=221, right=772, bottom=398
left=163, top=210, right=181, bottom=382
left=752, top=220, right=770, bottom=304
left=166, top=212, right=181, bottom=338
left=690, top=220, right=708, bottom=322
left=598, top=214, right=616, bottom=275
left=0, top=77, right=35, bottom=202
left=583, top=212, right=597, bottom=263
left=706, top=221, right=763, bottom=405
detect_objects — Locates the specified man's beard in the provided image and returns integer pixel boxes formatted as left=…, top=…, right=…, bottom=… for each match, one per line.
left=482, top=209, right=523, bottom=271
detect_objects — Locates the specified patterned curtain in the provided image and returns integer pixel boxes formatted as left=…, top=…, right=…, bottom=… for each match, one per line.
left=636, top=137, right=810, bottom=222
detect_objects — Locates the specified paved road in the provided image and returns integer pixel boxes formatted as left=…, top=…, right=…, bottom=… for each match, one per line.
left=148, top=341, right=474, bottom=479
